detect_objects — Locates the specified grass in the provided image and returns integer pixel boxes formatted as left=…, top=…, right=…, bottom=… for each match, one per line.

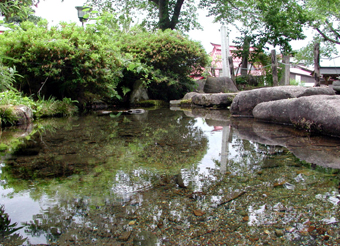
left=0, top=90, right=78, bottom=126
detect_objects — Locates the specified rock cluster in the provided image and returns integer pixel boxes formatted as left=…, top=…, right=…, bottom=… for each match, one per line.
left=230, top=86, right=335, bottom=117
left=230, top=86, right=340, bottom=137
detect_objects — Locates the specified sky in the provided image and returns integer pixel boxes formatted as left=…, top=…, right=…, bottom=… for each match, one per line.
left=32, top=0, right=339, bottom=66
left=33, top=0, right=311, bottom=53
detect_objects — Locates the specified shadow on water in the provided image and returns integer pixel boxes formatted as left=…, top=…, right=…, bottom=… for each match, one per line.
left=0, top=108, right=340, bottom=245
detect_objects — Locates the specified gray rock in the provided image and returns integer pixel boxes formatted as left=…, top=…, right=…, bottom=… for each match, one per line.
left=253, top=95, right=340, bottom=137
left=182, top=92, right=199, bottom=100
left=191, top=93, right=237, bottom=107
left=0, top=105, right=33, bottom=125
left=333, top=80, right=340, bottom=92
left=230, top=86, right=335, bottom=117
left=129, top=80, right=149, bottom=104
left=204, top=76, right=238, bottom=93
left=193, top=79, right=206, bottom=93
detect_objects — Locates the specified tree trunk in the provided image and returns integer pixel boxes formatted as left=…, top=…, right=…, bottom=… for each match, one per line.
left=314, top=42, right=320, bottom=87
left=271, top=50, right=278, bottom=86
left=157, top=0, right=184, bottom=30
left=280, top=55, right=290, bottom=85
left=158, top=0, right=170, bottom=30
left=229, top=56, right=235, bottom=82
left=241, top=36, right=251, bottom=76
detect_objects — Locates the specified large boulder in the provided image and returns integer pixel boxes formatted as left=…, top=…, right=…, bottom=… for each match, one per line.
left=204, top=77, right=238, bottom=93
left=253, top=95, right=340, bottom=137
left=230, top=86, right=335, bottom=117
left=193, top=79, right=206, bottom=93
left=332, top=80, right=340, bottom=93
left=0, top=105, right=33, bottom=125
left=191, top=93, right=237, bottom=107
left=129, top=80, right=149, bottom=104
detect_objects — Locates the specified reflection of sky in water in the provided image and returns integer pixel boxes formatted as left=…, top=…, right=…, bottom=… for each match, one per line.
left=194, top=118, right=223, bottom=173
left=0, top=185, right=45, bottom=244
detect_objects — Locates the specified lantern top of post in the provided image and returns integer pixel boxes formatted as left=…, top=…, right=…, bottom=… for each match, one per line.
left=75, top=6, right=91, bottom=23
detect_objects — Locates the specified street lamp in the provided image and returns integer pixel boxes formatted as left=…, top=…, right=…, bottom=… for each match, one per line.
left=75, top=6, right=91, bottom=27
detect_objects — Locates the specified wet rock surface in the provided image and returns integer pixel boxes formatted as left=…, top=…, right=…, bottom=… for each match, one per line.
left=191, top=93, right=237, bottom=107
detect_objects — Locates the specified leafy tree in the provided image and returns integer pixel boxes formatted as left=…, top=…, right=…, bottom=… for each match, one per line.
left=201, top=0, right=310, bottom=53
left=86, top=0, right=201, bottom=32
left=0, top=14, right=208, bottom=103
left=305, top=0, right=340, bottom=45
left=0, top=0, right=38, bottom=21
left=293, top=37, right=339, bottom=66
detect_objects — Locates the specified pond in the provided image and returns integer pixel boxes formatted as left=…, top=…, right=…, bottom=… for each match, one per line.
left=1, top=107, right=340, bottom=245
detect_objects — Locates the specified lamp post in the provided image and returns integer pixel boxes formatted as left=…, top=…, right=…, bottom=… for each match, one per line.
left=75, top=6, right=91, bottom=27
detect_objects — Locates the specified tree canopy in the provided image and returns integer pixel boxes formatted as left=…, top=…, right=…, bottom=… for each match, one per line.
left=86, top=0, right=201, bottom=32
left=200, top=0, right=310, bottom=53
left=0, top=0, right=38, bottom=21
left=305, top=0, right=340, bottom=45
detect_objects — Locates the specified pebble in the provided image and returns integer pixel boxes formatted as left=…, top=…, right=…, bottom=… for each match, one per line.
left=275, top=229, right=284, bottom=237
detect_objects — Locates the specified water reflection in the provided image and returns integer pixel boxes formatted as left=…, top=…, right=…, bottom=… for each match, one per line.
left=0, top=205, right=26, bottom=245
left=0, top=108, right=340, bottom=245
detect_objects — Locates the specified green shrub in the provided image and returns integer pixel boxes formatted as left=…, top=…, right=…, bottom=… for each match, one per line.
left=0, top=61, right=19, bottom=92
left=0, top=20, right=124, bottom=104
left=117, top=29, right=209, bottom=100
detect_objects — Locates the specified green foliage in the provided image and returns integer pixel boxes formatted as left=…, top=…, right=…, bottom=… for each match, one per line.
left=117, top=29, right=209, bottom=100
left=293, top=37, right=339, bottom=66
left=0, top=106, right=17, bottom=126
left=0, top=62, right=18, bottom=92
left=0, top=20, right=124, bottom=103
left=87, top=0, right=202, bottom=32
left=0, top=16, right=207, bottom=103
left=290, top=79, right=305, bottom=86
left=0, top=205, right=25, bottom=242
left=202, top=0, right=310, bottom=53
left=0, top=0, right=37, bottom=21
left=0, top=91, right=78, bottom=125
left=305, top=0, right=340, bottom=45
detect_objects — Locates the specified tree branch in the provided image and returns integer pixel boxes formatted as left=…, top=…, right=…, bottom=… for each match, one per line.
left=316, top=27, right=340, bottom=45
left=325, top=19, right=340, bottom=41
left=170, top=0, right=184, bottom=29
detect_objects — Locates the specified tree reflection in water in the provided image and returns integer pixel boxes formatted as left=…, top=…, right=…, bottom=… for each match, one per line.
left=0, top=205, right=26, bottom=245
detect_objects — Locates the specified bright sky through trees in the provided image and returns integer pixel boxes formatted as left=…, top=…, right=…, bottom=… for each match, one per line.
left=33, top=0, right=329, bottom=61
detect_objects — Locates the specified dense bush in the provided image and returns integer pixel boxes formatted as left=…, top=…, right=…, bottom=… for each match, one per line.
left=0, top=20, right=124, bottom=106
left=0, top=18, right=209, bottom=105
left=117, top=29, right=209, bottom=100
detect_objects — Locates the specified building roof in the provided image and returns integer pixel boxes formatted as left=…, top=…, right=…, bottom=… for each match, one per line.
left=320, top=67, right=340, bottom=77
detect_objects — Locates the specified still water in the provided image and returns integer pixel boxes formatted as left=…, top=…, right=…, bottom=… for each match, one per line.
left=1, top=108, right=340, bottom=245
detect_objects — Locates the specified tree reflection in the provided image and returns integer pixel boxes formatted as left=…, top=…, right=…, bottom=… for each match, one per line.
left=0, top=205, right=26, bottom=245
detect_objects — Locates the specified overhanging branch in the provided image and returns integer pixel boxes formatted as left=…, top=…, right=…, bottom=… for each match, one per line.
left=316, top=27, right=340, bottom=45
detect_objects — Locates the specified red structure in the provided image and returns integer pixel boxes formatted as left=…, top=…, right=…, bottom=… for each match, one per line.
left=209, top=43, right=263, bottom=77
